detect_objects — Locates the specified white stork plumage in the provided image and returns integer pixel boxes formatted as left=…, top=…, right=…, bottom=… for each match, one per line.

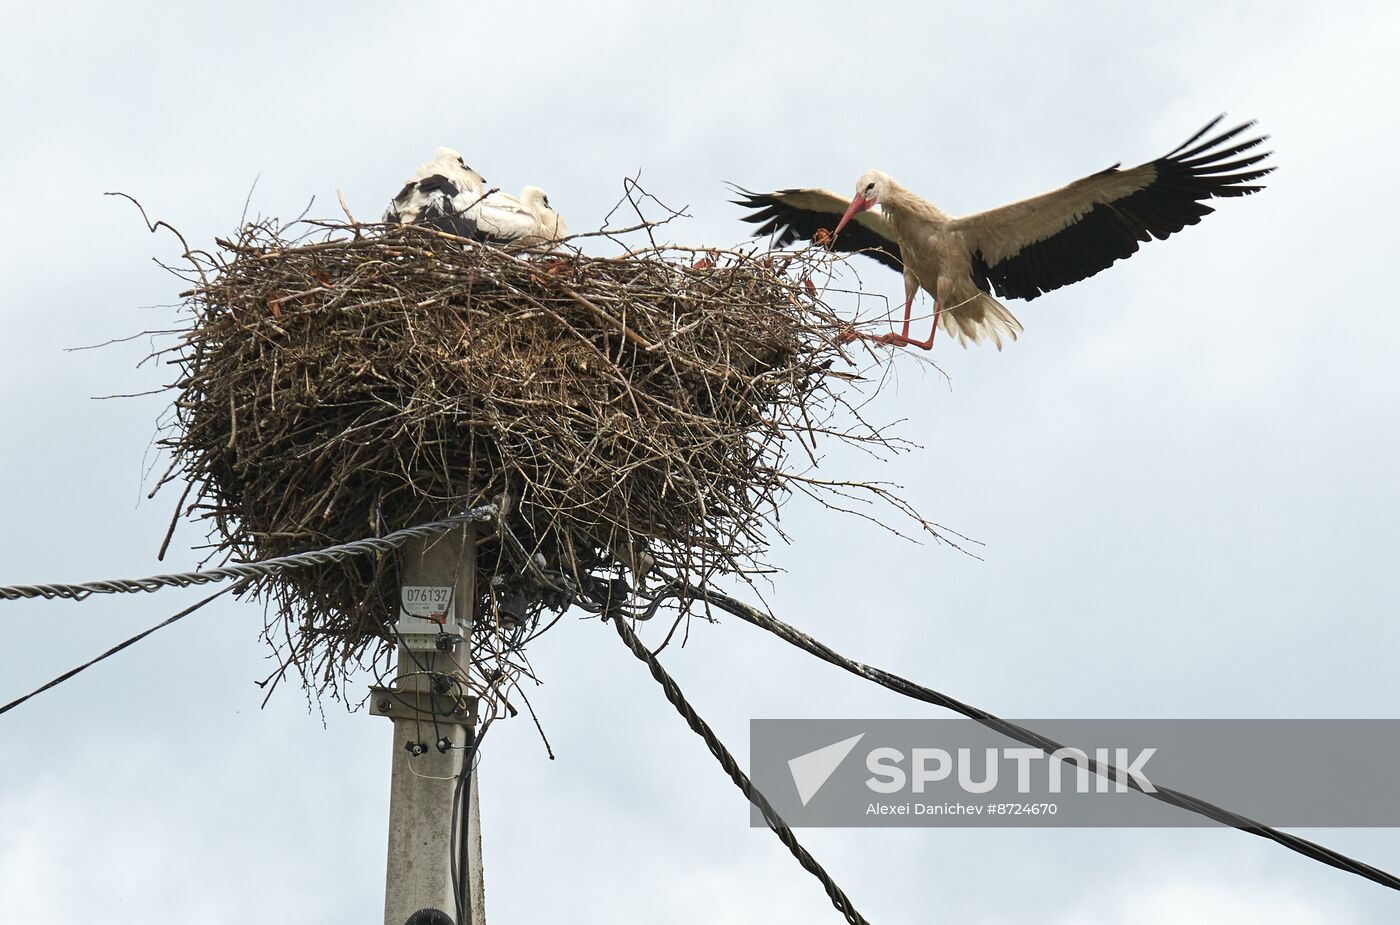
left=473, top=185, right=569, bottom=245
left=384, top=147, right=488, bottom=237
left=734, top=116, right=1274, bottom=349
left=384, top=148, right=568, bottom=245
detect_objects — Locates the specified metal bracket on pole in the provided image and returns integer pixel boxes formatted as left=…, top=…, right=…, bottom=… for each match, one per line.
left=369, top=687, right=478, bottom=724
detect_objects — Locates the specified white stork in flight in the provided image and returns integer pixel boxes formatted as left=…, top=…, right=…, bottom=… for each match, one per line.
left=734, top=116, right=1273, bottom=349
left=384, top=147, right=568, bottom=245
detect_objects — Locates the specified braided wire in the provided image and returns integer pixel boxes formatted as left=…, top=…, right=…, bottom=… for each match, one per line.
left=608, top=613, right=873, bottom=925
left=0, top=505, right=497, bottom=602
left=685, top=585, right=1400, bottom=895
left=0, top=584, right=242, bottom=717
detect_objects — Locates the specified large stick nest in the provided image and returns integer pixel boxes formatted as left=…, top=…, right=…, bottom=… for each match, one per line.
left=155, top=215, right=923, bottom=694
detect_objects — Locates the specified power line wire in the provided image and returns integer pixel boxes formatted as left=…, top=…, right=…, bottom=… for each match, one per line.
left=0, top=506, right=497, bottom=603
left=450, top=716, right=493, bottom=925
left=0, top=508, right=493, bottom=718
left=0, top=583, right=241, bottom=717
left=7, top=506, right=1396, bottom=901
left=672, top=584, right=1400, bottom=895
left=607, top=610, right=872, bottom=925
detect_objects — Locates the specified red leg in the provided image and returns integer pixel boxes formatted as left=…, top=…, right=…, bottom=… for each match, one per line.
left=899, top=292, right=914, bottom=339
left=903, top=298, right=941, bottom=350
left=838, top=297, right=941, bottom=350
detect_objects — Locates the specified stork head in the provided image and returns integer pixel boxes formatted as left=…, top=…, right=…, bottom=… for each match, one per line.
left=433, top=147, right=485, bottom=186
left=521, top=186, right=568, bottom=240
left=835, top=170, right=889, bottom=238
left=519, top=186, right=552, bottom=212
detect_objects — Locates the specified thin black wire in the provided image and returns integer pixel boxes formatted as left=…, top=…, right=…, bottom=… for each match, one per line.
left=14, top=514, right=1391, bottom=909
left=673, top=584, right=1400, bottom=895
left=607, top=611, right=872, bottom=925
left=451, top=715, right=493, bottom=925
left=0, top=583, right=242, bottom=717
left=451, top=723, right=475, bottom=925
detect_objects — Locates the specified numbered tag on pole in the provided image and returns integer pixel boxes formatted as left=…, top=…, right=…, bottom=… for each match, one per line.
left=398, top=585, right=456, bottom=633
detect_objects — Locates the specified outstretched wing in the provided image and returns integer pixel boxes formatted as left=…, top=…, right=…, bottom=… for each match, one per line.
left=731, top=186, right=904, bottom=271
left=951, top=116, right=1274, bottom=301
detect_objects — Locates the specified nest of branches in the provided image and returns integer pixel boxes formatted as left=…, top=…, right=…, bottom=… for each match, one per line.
left=154, top=213, right=921, bottom=694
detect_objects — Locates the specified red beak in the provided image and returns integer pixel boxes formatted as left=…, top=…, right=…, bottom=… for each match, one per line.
left=833, top=194, right=870, bottom=239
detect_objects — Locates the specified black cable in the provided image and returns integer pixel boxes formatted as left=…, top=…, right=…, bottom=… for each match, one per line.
left=454, top=724, right=477, bottom=925
left=607, top=611, right=872, bottom=925
left=0, top=583, right=241, bottom=718
left=680, top=584, right=1400, bottom=895
left=450, top=715, right=493, bottom=925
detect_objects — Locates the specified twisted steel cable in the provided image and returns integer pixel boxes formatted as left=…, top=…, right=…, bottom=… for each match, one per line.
left=608, top=612, right=873, bottom=925
left=683, top=585, right=1400, bottom=895
left=0, top=505, right=497, bottom=603
left=0, top=584, right=243, bottom=717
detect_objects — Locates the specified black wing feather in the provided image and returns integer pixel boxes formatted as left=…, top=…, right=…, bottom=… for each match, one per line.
left=730, top=186, right=904, bottom=272
left=972, top=118, right=1274, bottom=301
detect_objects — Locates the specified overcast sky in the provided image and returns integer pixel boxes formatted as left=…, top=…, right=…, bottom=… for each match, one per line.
left=3, top=2, right=1399, bottom=923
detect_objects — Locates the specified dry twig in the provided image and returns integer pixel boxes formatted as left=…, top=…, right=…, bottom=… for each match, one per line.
left=154, top=213, right=931, bottom=697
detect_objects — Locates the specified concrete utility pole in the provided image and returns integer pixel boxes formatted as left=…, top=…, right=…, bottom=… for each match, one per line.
left=371, top=524, right=486, bottom=925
